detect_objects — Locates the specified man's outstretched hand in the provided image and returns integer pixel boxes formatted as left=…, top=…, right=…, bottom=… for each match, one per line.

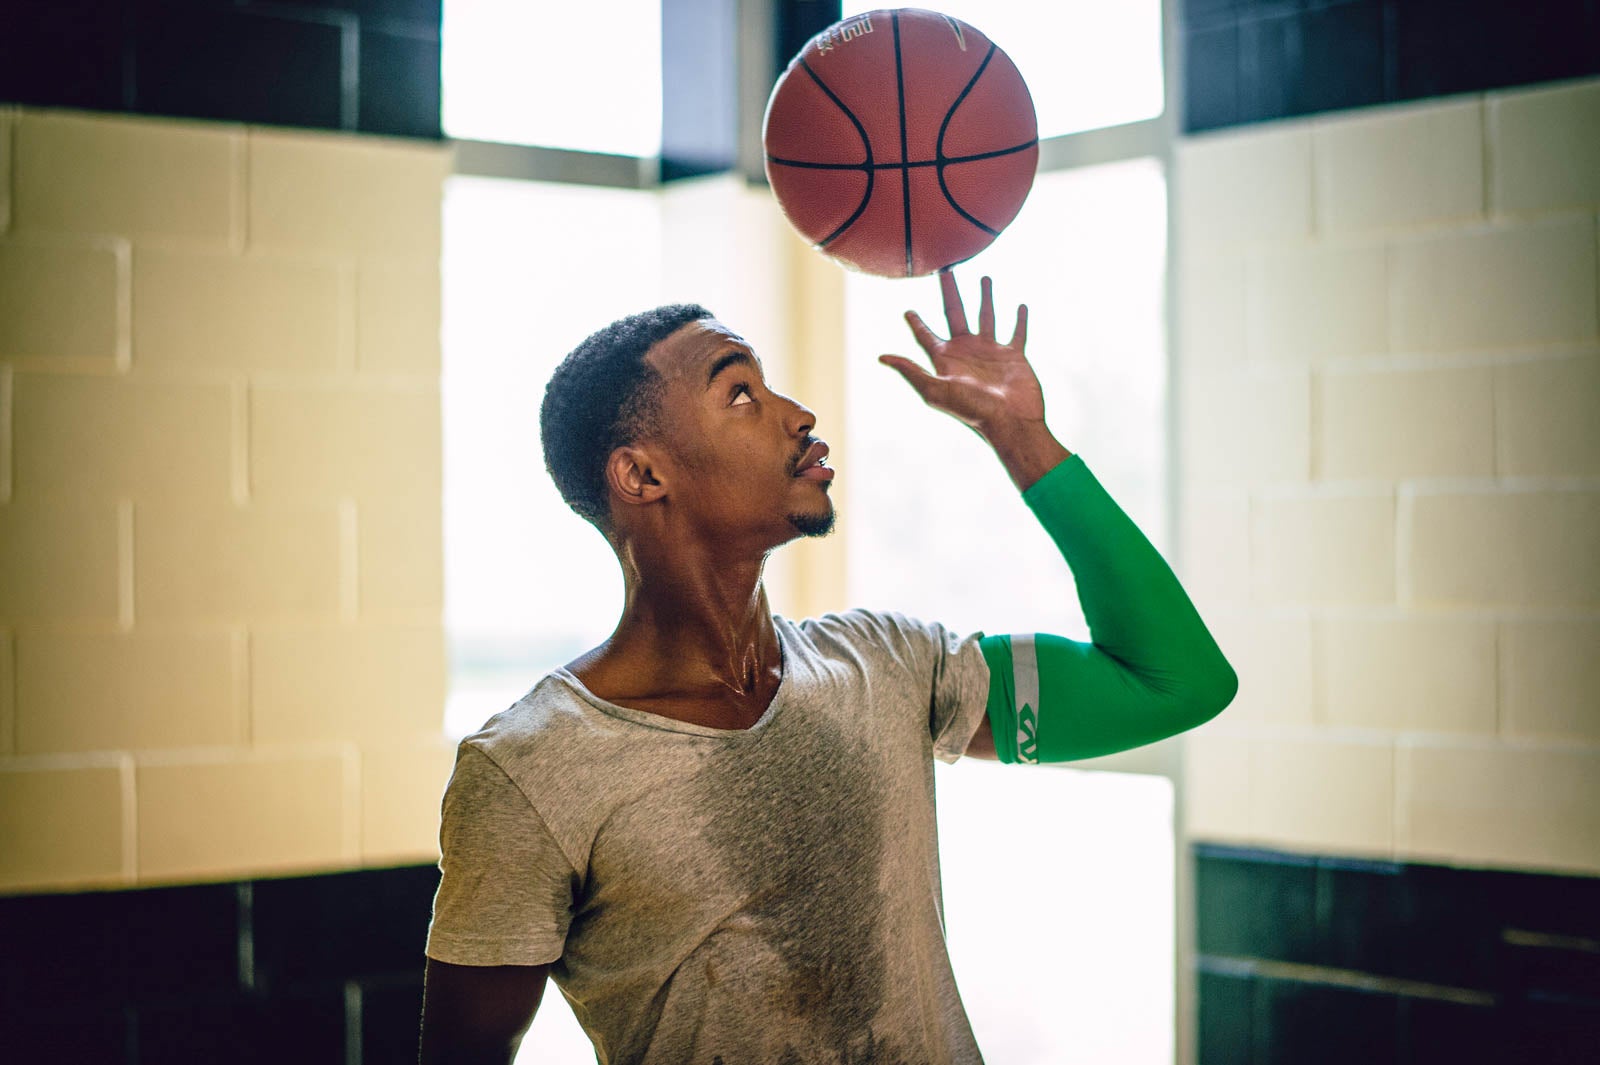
left=880, top=271, right=1041, bottom=432
left=881, top=270, right=1071, bottom=491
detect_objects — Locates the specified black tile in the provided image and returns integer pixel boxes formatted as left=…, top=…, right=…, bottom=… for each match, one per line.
left=1183, top=0, right=1243, bottom=31
left=359, top=28, right=442, bottom=138
left=253, top=0, right=442, bottom=32
left=1499, top=938, right=1600, bottom=1002
left=1298, top=0, right=1385, bottom=115
left=1393, top=0, right=1600, bottom=103
left=1196, top=847, right=1319, bottom=964
left=1239, top=11, right=1300, bottom=123
left=136, top=987, right=347, bottom=1065
left=1504, top=994, right=1600, bottom=1065
left=1492, top=865, right=1600, bottom=942
left=1256, top=978, right=1401, bottom=1065
left=0, top=0, right=127, bottom=111
left=0, top=889, right=132, bottom=1010
left=1185, top=23, right=1242, bottom=132
left=3, top=1007, right=133, bottom=1062
left=360, top=974, right=426, bottom=1064
left=1316, top=859, right=1408, bottom=976
left=251, top=865, right=439, bottom=990
left=133, top=4, right=347, bottom=129
left=124, top=882, right=243, bottom=1001
left=1399, top=997, right=1503, bottom=1065
left=1198, top=965, right=1255, bottom=1064
left=1389, top=865, right=1503, bottom=989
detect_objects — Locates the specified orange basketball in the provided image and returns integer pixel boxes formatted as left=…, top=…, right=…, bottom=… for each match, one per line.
left=763, top=8, right=1039, bottom=278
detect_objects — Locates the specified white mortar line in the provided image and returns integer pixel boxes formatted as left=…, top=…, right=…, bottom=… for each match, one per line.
left=1197, top=954, right=1497, bottom=1007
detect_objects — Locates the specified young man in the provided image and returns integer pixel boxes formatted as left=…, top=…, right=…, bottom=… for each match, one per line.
left=419, top=273, right=1237, bottom=1065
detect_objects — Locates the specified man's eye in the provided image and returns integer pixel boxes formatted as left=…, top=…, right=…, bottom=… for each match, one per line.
left=730, top=384, right=754, bottom=406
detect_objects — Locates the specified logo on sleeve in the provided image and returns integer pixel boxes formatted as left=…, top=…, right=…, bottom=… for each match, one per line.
left=1017, top=702, right=1040, bottom=764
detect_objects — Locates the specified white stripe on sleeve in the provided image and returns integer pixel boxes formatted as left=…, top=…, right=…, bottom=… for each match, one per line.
left=1012, top=634, right=1040, bottom=764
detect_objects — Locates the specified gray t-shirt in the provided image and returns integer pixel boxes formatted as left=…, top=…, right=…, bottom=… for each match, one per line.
left=427, top=608, right=993, bottom=1065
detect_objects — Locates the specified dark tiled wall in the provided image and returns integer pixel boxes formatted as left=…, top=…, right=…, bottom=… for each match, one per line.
left=1194, top=844, right=1600, bottom=1064
left=0, top=0, right=441, bottom=139
left=0, top=864, right=440, bottom=1064
left=1182, top=0, right=1600, bottom=133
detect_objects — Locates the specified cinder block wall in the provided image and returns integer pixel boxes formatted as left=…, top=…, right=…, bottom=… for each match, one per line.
left=1177, top=78, right=1600, bottom=875
left=0, top=108, right=456, bottom=893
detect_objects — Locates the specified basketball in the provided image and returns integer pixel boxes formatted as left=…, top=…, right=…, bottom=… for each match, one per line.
left=762, top=8, right=1039, bottom=279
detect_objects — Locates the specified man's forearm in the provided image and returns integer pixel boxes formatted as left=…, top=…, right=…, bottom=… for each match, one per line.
left=978, top=452, right=1238, bottom=763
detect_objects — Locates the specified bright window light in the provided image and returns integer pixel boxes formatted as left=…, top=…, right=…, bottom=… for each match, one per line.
left=938, top=763, right=1174, bottom=1064
left=442, top=0, right=663, bottom=155
left=442, top=176, right=665, bottom=741
left=844, top=158, right=1169, bottom=638
left=840, top=0, right=1165, bottom=138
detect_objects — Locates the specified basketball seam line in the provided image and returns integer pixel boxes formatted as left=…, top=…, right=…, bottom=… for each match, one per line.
left=797, top=58, right=876, bottom=249
left=937, top=41, right=1005, bottom=238
left=765, top=139, right=1039, bottom=172
left=892, top=11, right=913, bottom=277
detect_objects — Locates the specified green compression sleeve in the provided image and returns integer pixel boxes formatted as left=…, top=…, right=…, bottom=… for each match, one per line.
left=979, top=455, right=1238, bottom=764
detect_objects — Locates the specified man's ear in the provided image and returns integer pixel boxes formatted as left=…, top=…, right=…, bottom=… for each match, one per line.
left=606, top=444, right=669, bottom=510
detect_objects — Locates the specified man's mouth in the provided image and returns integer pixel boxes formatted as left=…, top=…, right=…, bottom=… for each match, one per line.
left=794, top=440, right=834, bottom=481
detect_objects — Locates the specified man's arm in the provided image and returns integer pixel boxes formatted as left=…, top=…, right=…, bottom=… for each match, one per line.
left=419, top=958, right=550, bottom=1065
left=884, top=272, right=1237, bottom=763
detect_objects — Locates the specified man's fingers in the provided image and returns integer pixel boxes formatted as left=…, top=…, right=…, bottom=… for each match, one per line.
left=904, top=310, right=943, bottom=355
left=1010, top=303, right=1029, bottom=350
left=978, top=276, right=995, bottom=338
left=878, top=354, right=944, bottom=403
left=938, top=269, right=969, bottom=336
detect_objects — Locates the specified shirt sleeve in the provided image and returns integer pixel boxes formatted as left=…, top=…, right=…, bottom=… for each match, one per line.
left=926, top=620, right=992, bottom=763
left=425, top=742, right=579, bottom=967
left=849, top=610, right=990, bottom=764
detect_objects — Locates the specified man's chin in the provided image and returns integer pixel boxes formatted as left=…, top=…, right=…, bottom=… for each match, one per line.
left=787, top=505, right=836, bottom=539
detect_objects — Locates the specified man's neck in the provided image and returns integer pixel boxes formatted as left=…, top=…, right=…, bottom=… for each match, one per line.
left=568, top=548, right=783, bottom=721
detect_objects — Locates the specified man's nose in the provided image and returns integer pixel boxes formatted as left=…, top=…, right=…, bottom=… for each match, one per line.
left=777, top=390, right=819, bottom=434
left=784, top=395, right=816, bottom=437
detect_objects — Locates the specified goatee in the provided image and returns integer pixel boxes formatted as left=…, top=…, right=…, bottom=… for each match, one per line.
left=789, top=507, right=836, bottom=538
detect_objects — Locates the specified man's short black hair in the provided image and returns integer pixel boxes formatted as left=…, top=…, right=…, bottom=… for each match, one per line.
left=540, top=303, right=712, bottom=531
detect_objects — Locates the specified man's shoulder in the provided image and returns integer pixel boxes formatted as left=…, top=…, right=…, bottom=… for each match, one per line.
left=786, top=608, right=976, bottom=675
left=459, top=671, right=591, bottom=757
left=792, top=607, right=953, bottom=646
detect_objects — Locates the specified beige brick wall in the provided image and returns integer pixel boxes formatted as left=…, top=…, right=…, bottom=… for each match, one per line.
left=1177, top=79, right=1600, bottom=875
left=0, top=109, right=455, bottom=893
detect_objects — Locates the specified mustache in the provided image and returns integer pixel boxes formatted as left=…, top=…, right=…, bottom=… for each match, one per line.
left=788, top=435, right=822, bottom=475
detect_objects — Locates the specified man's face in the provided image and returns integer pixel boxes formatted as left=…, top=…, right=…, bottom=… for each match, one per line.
left=638, top=318, right=835, bottom=545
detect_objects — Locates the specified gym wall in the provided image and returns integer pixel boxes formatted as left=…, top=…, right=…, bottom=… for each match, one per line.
left=1171, top=1, right=1600, bottom=1060
left=1, top=1, right=454, bottom=1059
left=0, top=108, right=456, bottom=891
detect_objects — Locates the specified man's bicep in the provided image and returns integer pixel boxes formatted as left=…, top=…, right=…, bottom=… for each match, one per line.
left=979, top=632, right=1230, bottom=763
left=419, top=958, right=550, bottom=1065
left=429, top=745, right=578, bottom=966
left=963, top=712, right=999, bottom=760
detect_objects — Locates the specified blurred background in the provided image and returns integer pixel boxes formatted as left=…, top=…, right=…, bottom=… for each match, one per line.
left=0, top=1, right=1596, bottom=1062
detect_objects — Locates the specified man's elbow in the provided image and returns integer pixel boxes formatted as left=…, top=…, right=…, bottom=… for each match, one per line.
left=1179, top=655, right=1238, bottom=732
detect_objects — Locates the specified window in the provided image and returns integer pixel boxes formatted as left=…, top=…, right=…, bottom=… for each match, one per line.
left=840, top=0, right=1165, bottom=139
left=441, top=3, right=1178, bottom=1061
left=442, top=176, right=662, bottom=739
left=442, top=0, right=664, bottom=155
